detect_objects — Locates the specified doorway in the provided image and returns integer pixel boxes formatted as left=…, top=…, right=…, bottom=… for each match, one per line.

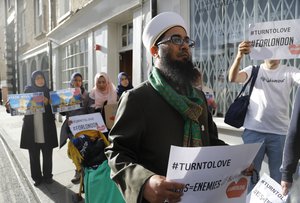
left=119, top=50, right=132, bottom=82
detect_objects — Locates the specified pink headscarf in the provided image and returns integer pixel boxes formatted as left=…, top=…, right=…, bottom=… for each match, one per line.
left=89, top=72, right=117, bottom=109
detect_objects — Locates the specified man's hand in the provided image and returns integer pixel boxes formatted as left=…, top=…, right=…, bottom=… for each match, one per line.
left=237, top=41, right=252, bottom=58
left=241, top=163, right=254, bottom=176
left=143, top=175, right=185, bottom=203
left=281, top=180, right=292, bottom=196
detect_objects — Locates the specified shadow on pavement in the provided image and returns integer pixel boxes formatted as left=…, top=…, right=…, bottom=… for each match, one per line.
left=35, top=180, right=85, bottom=203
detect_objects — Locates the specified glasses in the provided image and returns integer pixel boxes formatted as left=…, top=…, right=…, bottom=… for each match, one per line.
left=157, top=35, right=195, bottom=48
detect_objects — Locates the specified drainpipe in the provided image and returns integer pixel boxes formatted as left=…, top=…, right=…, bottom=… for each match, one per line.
left=48, top=40, right=53, bottom=90
left=149, top=0, right=157, bottom=75
left=151, top=0, right=157, bottom=18
left=15, top=0, right=19, bottom=93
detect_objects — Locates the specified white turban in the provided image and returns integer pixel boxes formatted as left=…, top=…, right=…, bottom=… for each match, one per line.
left=142, top=11, right=187, bottom=52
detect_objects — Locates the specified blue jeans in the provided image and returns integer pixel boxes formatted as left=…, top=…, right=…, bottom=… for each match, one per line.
left=242, top=129, right=285, bottom=192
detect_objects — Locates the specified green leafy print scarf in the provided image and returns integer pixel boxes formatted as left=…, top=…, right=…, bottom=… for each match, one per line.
left=149, top=67, right=204, bottom=147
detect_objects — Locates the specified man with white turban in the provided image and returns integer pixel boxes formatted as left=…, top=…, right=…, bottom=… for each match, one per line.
left=105, top=11, right=228, bottom=203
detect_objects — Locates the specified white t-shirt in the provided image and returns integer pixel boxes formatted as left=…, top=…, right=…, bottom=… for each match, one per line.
left=241, top=63, right=300, bottom=135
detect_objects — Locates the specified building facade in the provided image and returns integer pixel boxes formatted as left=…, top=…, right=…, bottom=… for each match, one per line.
left=1, top=0, right=300, bottom=116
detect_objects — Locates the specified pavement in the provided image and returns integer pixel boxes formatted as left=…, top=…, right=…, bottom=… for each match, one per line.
left=0, top=105, right=243, bottom=203
left=0, top=106, right=82, bottom=203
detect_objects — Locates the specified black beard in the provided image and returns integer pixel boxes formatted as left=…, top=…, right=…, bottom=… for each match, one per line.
left=159, top=51, right=196, bottom=90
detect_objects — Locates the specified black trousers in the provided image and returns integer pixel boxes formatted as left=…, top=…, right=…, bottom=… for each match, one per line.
left=28, top=144, right=53, bottom=182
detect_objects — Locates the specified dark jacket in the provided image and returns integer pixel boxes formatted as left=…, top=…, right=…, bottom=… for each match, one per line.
left=105, top=81, right=226, bottom=203
left=20, top=89, right=58, bottom=149
left=281, top=88, right=300, bottom=182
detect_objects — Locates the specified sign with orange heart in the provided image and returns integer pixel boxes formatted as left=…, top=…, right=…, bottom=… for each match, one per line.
left=226, top=177, right=248, bottom=198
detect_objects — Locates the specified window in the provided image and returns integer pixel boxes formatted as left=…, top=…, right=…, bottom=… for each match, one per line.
left=41, top=56, right=50, bottom=87
left=58, top=0, right=70, bottom=20
left=61, top=38, right=88, bottom=89
left=190, top=0, right=300, bottom=116
left=21, top=64, right=27, bottom=92
left=7, top=0, right=14, bottom=10
left=121, top=22, right=133, bottom=47
left=34, top=0, right=45, bottom=35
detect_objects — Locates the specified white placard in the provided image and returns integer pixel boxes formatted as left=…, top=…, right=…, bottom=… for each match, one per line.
left=69, top=113, right=108, bottom=135
left=166, top=143, right=262, bottom=203
left=249, top=19, right=300, bottom=60
left=247, top=173, right=288, bottom=203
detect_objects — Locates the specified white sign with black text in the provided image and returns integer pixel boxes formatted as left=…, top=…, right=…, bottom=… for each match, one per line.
left=166, top=143, right=261, bottom=203
left=249, top=19, right=300, bottom=60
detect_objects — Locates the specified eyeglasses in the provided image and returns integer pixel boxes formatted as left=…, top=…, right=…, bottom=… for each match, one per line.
left=156, top=35, right=195, bottom=48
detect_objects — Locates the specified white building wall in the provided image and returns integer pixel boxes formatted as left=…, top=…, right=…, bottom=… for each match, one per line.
left=49, top=0, right=192, bottom=91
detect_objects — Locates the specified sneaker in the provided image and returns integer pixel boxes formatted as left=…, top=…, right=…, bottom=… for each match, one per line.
left=71, top=170, right=81, bottom=184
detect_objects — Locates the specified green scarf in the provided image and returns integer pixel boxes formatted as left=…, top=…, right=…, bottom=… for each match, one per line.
left=149, top=67, right=204, bottom=147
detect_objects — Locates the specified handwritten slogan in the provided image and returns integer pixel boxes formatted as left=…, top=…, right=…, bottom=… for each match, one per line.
left=249, top=19, right=300, bottom=60
left=166, top=143, right=261, bottom=203
left=247, top=173, right=288, bottom=203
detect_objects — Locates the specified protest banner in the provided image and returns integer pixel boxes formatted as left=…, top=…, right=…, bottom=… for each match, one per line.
left=8, top=92, right=44, bottom=116
left=166, top=143, right=262, bottom=203
left=249, top=19, right=300, bottom=60
left=104, top=103, right=118, bottom=129
left=69, top=113, right=108, bottom=135
left=246, top=173, right=288, bottom=203
left=50, top=88, right=82, bottom=113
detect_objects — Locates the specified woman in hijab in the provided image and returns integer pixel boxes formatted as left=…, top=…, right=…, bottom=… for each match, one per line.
left=21, top=71, right=58, bottom=186
left=60, top=72, right=88, bottom=184
left=87, top=72, right=117, bottom=113
left=116, top=72, right=133, bottom=100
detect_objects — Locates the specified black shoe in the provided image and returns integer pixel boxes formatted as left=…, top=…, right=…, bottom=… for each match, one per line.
left=44, top=178, right=54, bottom=184
left=71, top=170, right=81, bottom=184
left=34, top=179, right=42, bottom=187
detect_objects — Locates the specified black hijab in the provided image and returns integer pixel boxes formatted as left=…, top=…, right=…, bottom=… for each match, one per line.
left=70, top=72, right=85, bottom=95
left=24, top=70, right=50, bottom=98
left=116, top=72, right=133, bottom=98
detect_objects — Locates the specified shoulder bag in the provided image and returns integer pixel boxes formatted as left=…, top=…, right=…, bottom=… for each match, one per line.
left=224, top=65, right=259, bottom=128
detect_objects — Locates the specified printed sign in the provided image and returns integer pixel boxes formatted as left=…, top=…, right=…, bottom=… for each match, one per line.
left=50, top=88, right=82, bottom=113
left=8, top=92, right=45, bottom=116
left=166, top=143, right=262, bottom=203
left=249, top=19, right=300, bottom=60
left=69, top=113, right=108, bottom=135
left=246, top=173, right=288, bottom=203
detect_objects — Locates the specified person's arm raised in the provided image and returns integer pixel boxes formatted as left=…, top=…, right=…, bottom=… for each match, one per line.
left=228, top=41, right=252, bottom=83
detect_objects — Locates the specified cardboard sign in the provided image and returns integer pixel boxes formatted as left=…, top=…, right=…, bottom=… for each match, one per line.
left=104, top=103, right=118, bottom=129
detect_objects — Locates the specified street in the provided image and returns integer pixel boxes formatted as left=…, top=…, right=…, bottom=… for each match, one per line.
left=0, top=136, right=38, bottom=203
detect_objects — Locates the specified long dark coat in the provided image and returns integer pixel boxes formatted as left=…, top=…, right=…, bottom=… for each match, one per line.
left=20, top=90, right=58, bottom=149
left=105, top=81, right=226, bottom=203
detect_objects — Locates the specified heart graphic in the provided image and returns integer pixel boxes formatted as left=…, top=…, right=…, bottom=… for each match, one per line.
left=226, top=177, right=248, bottom=198
left=289, top=44, right=300, bottom=55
